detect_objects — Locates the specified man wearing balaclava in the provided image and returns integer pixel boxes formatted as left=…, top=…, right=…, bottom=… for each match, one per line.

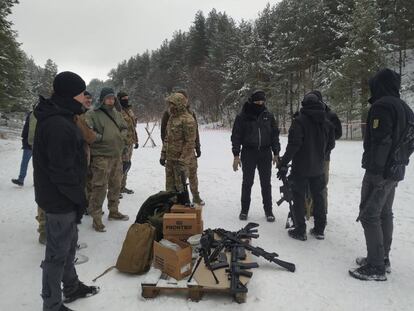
left=33, top=71, right=99, bottom=310
left=231, top=90, right=281, bottom=222
left=118, top=91, right=138, bottom=195
left=278, top=92, right=335, bottom=242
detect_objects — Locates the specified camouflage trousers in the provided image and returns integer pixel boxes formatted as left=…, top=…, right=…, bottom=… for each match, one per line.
left=121, top=145, right=134, bottom=190
left=305, top=161, right=330, bottom=219
left=188, top=156, right=200, bottom=200
left=36, top=206, right=46, bottom=236
left=165, top=159, right=189, bottom=193
left=88, top=156, right=123, bottom=220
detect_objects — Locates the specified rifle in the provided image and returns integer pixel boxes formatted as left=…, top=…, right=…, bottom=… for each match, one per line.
left=277, top=171, right=295, bottom=229
left=215, top=226, right=296, bottom=273
left=176, top=170, right=191, bottom=206
left=227, top=245, right=259, bottom=294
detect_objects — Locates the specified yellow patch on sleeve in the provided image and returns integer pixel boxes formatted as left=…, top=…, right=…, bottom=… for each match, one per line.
left=373, top=119, right=380, bottom=129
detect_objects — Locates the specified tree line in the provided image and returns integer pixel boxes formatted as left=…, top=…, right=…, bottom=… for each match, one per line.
left=106, top=0, right=414, bottom=132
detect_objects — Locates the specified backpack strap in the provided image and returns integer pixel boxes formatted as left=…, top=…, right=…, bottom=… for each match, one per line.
left=99, top=108, right=121, bottom=132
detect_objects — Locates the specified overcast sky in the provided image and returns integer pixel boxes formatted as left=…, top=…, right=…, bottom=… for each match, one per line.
left=10, top=0, right=279, bottom=84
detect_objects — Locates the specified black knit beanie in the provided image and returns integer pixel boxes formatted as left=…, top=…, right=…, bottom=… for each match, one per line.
left=53, top=71, right=86, bottom=98
left=251, top=90, right=266, bottom=102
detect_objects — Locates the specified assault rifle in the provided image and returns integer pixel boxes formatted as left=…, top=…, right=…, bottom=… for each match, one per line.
left=214, top=225, right=296, bottom=273
left=277, top=170, right=295, bottom=229
left=176, top=170, right=191, bottom=206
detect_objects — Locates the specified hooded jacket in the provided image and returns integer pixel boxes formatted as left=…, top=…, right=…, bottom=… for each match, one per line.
left=362, top=68, right=414, bottom=180
left=231, top=101, right=280, bottom=156
left=280, top=103, right=335, bottom=177
left=85, top=104, right=128, bottom=158
left=33, top=95, right=87, bottom=215
left=161, top=93, right=197, bottom=164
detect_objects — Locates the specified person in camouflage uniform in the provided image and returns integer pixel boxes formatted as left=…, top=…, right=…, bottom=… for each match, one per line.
left=85, top=87, right=129, bottom=232
left=160, top=93, right=197, bottom=195
left=160, top=90, right=204, bottom=205
left=118, top=91, right=139, bottom=195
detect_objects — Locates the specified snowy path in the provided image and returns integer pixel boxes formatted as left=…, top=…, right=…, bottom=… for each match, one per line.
left=0, top=124, right=413, bottom=311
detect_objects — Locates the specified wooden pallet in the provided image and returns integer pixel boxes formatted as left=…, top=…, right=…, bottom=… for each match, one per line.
left=141, top=282, right=247, bottom=303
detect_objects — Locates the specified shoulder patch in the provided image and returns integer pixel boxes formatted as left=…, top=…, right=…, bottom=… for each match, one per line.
left=373, top=119, right=379, bottom=129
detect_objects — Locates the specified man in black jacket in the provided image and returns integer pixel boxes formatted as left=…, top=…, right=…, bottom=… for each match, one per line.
left=305, top=91, right=342, bottom=215
left=278, top=93, right=335, bottom=241
left=349, top=68, right=414, bottom=281
left=33, top=71, right=98, bottom=311
left=231, top=90, right=281, bottom=222
left=11, top=111, right=36, bottom=186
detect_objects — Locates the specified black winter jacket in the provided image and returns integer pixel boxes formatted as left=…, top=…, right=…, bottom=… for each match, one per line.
left=33, top=95, right=87, bottom=216
left=21, top=112, right=31, bottom=150
left=231, top=102, right=280, bottom=156
left=280, top=104, right=335, bottom=177
left=325, top=106, right=342, bottom=160
left=362, top=68, right=414, bottom=181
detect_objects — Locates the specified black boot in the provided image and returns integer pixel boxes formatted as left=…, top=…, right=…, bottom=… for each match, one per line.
left=63, top=282, right=100, bottom=303
left=59, top=304, right=74, bottom=311
left=288, top=228, right=307, bottom=241
left=349, top=264, right=387, bottom=281
left=239, top=212, right=248, bottom=221
left=11, top=178, right=24, bottom=186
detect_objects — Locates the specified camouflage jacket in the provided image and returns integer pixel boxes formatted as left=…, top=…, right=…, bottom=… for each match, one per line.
left=161, top=94, right=197, bottom=164
left=121, top=107, right=138, bottom=145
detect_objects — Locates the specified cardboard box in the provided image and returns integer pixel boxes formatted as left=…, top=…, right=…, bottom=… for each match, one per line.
left=170, top=204, right=203, bottom=224
left=153, top=239, right=192, bottom=280
left=163, top=213, right=202, bottom=236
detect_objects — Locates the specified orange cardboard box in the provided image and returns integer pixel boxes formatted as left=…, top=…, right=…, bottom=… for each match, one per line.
left=170, top=204, right=203, bottom=224
left=153, top=239, right=192, bottom=280
left=163, top=213, right=200, bottom=236
left=164, top=221, right=204, bottom=243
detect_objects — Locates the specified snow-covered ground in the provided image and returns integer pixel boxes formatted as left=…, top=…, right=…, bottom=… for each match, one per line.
left=1, top=124, right=414, bottom=311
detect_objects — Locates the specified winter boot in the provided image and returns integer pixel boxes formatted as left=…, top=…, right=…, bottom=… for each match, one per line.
left=192, top=194, right=205, bottom=206
left=349, top=264, right=387, bottom=281
left=265, top=212, right=275, bottom=222
left=288, top=228, right=307, bottom=241
left=119, top=193, right=123, bottom=199
left=108, top=211, right=129, bottom=221
left=356, top=257, right=391, bottom=273
left=239, top=212, right=248, bottom=221
left=63, top=281, right=100, bottom=303
left=92, top=218, right=106, bottom=232
left=59, top=304, right=74, bottom=311
left=309, top=228, right=325, bottom=240
left=121, top=187, right=134, bottom=194
left=11, top=178, right=23, bottom=186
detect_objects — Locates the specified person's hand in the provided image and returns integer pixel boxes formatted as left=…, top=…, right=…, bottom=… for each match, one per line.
left=159, top=158, right=166, bottom=166
left=277, top=165, right=288, bottom=180
left=233, top=156, right=242, bottom=172
left=134, top=143, right=139, bottom=149
left=273, top=154, right=280, bottom=166
left=196, top=148, right=201, bottom=158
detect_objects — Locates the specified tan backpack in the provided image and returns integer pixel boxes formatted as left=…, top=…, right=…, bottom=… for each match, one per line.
left=93, top=223, right=156, bottom=282
left=116, top=223, right=156, bottom=273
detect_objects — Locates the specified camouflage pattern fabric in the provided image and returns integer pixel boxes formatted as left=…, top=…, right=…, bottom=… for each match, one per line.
left=161, top=93, right=197, bottom=192
left=88, top=156, right=123, bottom=221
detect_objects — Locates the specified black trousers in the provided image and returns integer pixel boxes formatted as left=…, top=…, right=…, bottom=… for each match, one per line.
left=291, top=174, right=326, bottom=234
left=358, top=172, right=397, bottom=267
left=241, top=147, right=273, bottom=215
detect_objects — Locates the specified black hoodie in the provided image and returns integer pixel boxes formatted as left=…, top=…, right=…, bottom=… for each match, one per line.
left=280, top=104, right=335, bottom=177
left=231, top=101, right=280, bottom=156
left=362, top=68, right=414, bottom=180
left=33, top=95, right=87, bottom=216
